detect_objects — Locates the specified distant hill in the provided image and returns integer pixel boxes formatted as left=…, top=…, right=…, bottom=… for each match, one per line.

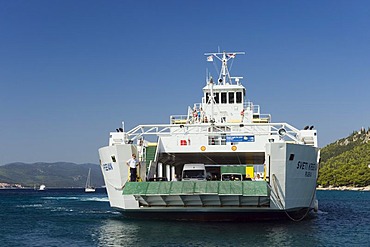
left=2, top=129, right=369, bottom=188
left=0, top=162, right=104, bottom=188
left=318, top=128, right=370, bottom=187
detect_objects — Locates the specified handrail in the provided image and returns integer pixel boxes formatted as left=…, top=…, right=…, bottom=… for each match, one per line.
left=122, top=122, right=302, bottom=143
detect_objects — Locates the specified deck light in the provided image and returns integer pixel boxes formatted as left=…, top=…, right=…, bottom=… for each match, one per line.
left=278, top=128, right=286, bottom=136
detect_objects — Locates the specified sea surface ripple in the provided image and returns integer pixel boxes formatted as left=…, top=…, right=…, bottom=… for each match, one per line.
left=0, top=189, right=369, bottom=247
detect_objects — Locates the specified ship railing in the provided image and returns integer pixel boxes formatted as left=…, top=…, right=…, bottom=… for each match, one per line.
left=124, top=122, right=302, bottom=143
left=252, top=114, right=271, bottom=123
left=193, top=102, right=202, bottom=110
left=170, top=115, right=189, bottom=124
left=170, top=105, right=209, bottom=125
left=243, top=102, right=260, bottom=114
left=244, top=101, right=254, bottom=111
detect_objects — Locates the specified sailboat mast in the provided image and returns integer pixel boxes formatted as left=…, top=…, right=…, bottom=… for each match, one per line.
left=86, top=168, right=91, bottom=188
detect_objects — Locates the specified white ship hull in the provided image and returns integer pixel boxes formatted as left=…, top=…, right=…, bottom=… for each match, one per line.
left=99, top=140, right=319, bottom=221
left=98, top=51, right=320, bottom=221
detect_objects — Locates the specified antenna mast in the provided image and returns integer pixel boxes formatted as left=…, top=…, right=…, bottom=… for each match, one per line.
left=204, top=51, right=245, bottom=85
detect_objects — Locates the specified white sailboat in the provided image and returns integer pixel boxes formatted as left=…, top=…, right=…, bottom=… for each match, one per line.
left=85, top=168, right=95, bottom=193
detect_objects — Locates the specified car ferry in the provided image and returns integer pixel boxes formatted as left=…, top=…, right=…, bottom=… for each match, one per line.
left=98, top=51, right=320, bottom=221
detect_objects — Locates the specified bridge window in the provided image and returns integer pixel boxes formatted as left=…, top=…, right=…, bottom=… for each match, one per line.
left=236, top=92, right=242, bottom=103
left=214, top=93, right=219, bottom=104
left=221, top=92, right=227, bottom=104
left=205, top=92, right=222, bottom=104
left=206, top=93, right=210, bottom=104
left=229, top=92, right=234, bottom=103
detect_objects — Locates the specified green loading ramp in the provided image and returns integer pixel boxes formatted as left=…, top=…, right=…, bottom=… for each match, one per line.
left=123, top=181, right=270, bottom=207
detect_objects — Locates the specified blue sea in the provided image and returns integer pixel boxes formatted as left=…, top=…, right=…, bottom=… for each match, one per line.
left=0, top=189, right=369, bottom=247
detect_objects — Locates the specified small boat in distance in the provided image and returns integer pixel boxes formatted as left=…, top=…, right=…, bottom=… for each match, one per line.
left=39, top=184, right=46, bottom=191
left=85, top=168, right=95, bottom=193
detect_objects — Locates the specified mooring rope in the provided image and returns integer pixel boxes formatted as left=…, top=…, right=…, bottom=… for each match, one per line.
left=271, top=174, right=317, bottom=222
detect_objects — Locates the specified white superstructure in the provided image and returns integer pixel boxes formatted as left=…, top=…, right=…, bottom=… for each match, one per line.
left=98, top=51, right=320, bottom=221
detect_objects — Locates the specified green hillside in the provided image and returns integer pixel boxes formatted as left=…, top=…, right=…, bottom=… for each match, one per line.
left=318, top=128, right=370, bottom=187
left=0, top=162, right=104, bottom=188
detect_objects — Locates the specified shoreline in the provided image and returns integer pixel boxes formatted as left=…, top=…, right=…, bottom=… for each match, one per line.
left=317, top=186, right=370, bottom=191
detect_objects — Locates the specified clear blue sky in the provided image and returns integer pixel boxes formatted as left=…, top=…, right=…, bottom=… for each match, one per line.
left=1, top=0, right=369, bottom=165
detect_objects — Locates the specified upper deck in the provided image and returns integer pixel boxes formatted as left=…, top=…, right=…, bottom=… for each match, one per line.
left=171, top=51, right=271, bottom=125
left=108, top=51, right=317, bottom=148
